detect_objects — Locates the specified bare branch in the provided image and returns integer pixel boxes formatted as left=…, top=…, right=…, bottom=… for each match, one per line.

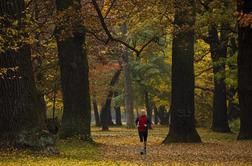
left=195, top=67, right=213, bottom=77
left=195, top=85, right=213, bottom=92
left=194, top=50, right=210, bottom=63
left=104, top=0, right=117, bottom=19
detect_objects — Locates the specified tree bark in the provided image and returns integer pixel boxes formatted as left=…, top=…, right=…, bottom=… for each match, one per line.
left=123, top=52, right=135, bottom=129
left=55, top=0, right=91, bottom=140
left=163, top=0, right=201, bottom=143
left=0, top=0, right=54, bottom=148
left=237, top=0, right=252, bottom=140
left=208, top=24, right=230, bottom=132
left=100, top=69, right=121, bottom=130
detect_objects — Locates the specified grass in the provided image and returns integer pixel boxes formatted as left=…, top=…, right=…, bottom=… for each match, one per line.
left=0, top=126, right=252, bottom=166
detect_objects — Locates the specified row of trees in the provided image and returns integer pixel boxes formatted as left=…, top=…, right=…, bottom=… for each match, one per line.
left=0, top=0, right=251, bottom=149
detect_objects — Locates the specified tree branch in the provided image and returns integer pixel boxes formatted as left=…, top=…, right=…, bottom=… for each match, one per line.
left=194, top=50, right=210, bottom=63
left=195, top=67, right=213, bottom=77
left=195, top=85, right=213, bottom=92
left=91, top=0, right=159, bottom=57
left=104, top=0, right=117, bottom=19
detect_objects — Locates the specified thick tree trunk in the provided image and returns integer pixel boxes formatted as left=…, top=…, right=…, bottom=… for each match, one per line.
left=0, top=0, right=55, bottom=149
left=208, top=23, right=230, bottom=133
left=123, top=52, right=135, bottom=129
left=92, top=98, right=101, bottom=126
left=100, top=69, right=121, bottom=130
left=237, top=0, right=252, bottom=140
left=163, top=0, right=201, bottom=143
left=114, top=92, right=122, bottom=126
left=55, top=0, right=91, bottom=140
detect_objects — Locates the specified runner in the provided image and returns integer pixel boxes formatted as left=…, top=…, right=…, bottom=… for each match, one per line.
left=135, top=109, right=150, bottom=155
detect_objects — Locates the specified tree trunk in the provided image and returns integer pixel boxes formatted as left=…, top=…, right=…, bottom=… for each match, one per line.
left=92, top=98, right=101, bottom=126
left=0, top=0, right=55, bottom=148
left=228, top=38, right=240, bottom=120
left=154, top=105, right=159, bottom=124
left=55, top=0, right=91, bottom=140
left=100, top=69, right=121, bottom=130
left=163, top=0, right=201, bottom=143
left=158, top=106, right=168, bottom=125
left=144, top=91, right=152, bottom=129
left=237, top=0, right=252, bottom=140
left=123, top=52, right=135, bottom=128
left=37, top=94, right=47, bottom=129
left=227, top=89, right=240, bottom=120
left=208, top=23, right=230, bottom=133
left=114, top=92, right=122, bottom=126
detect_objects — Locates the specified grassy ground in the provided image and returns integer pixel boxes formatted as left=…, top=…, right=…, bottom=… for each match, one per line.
left=0, top=126, right=252, bottom=166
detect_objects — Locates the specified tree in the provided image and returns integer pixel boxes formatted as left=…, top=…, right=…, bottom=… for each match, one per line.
left=208, top=23, right=230, bottom=132
left=144, top=91, right=153, bottom=129
left=92, top=97, right=101, bottom=126
left=158, top=106, right=169, bottom=125
left=100, top=69, right=121, bottom=130
left=227, top=37, right=239, bottom=120
left=114, top=91, right=122, bottom=126
left=197, top=0, right=234, bottom=132
left=123, top=52, right=135, bottom=128
left=163, top=0, right=201, bottom=143
left=206, top=1, right=231, bottom=132
left=0, top=0, right=54, bottom=148
left=154, top=105, right=159, bottom=124
left=55, top=0, right=91, bottom=140
left=237, top=0, right=252, bottom=140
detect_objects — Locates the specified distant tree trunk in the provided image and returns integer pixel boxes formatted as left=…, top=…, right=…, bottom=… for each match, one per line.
left=158, top=106, right=168, bottom=125
left=228, top=38, right=240, bottom=120
left=237, top=0, right=252, bottom=140
left=154, top=105, right=159, bottom=124
left=0, top=0, right=54, bottom=148
left=114, top=92, right=122, bottom=126
left=144, top=91, right=152, bottom=129
left=100, top=69, right=121, bottom=130
left=37, top=94, right=47, bottom=128
left=227, top=88, right=240, bottom=120
left=208, top=23, right=230, bottom=132
left=55, top=0, right=91, bottom=140
left=92, top=97, right=101, bottom=126
left=163, top=0, right=201, bottom=143
left=123, top=52, right=135, bottom=128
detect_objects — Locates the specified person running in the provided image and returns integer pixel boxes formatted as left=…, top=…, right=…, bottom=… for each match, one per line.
left=135, top=109, right=150, bottom=155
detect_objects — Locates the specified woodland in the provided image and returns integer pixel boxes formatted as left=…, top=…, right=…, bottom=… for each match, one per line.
left=0, top=0, right=252, bottom=165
